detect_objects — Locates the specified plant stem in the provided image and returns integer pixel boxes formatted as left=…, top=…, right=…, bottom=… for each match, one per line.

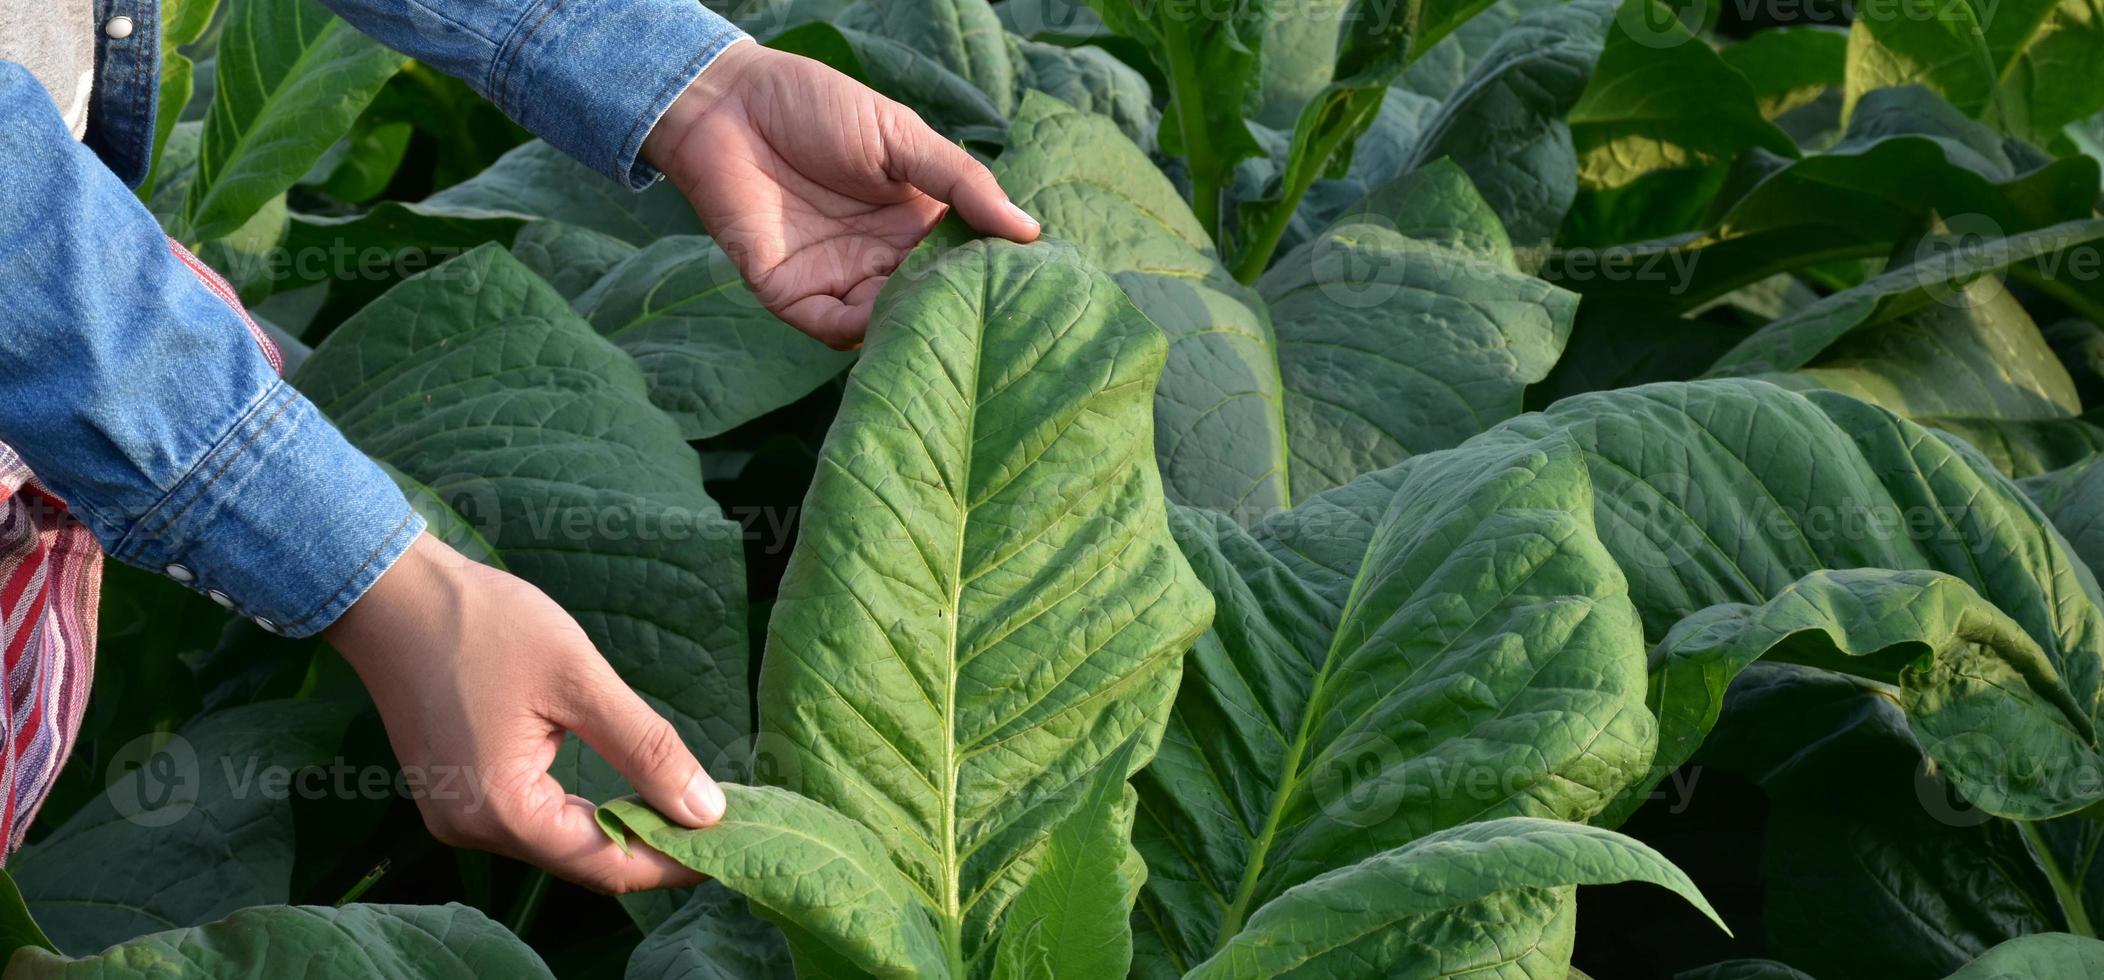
left=1231, top=194, right=1297, bottom=284
left=1228, top=91, right=1371, bottom=281
left=1159, top=19, right=1222, bottom=245
left=1229, top=118, right=1355, bottom=284
left=1214, top=742, right=1307, bottom=945
left=1191, top=170, right=1222, bottom=249
left=944, top=921, right=968, bottom=978
left=2021, top=820, right=2096, bottom=938
left=334, top=859, right=390, bottom=907
left=505, top=870, right=551, bottom=939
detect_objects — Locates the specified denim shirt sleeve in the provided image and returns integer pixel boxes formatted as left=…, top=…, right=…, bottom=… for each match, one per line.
left=0, top=65, right=425, bottom=637
left=316, top=0, right=749, bottom=188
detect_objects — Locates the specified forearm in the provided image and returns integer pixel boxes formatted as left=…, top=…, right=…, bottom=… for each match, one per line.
left=314, top=0, right=748, bottom=187
left=0, top=66, right=422, bottom=636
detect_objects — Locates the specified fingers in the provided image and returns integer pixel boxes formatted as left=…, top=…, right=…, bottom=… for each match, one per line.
left=776, top=274, right=888, bottom=349
left=881, top=106, right=1040, bottom=244
left=543, top=796, right=706, bottom=893
left=416, top=755, right=704, bottom=894
left=558, top=662, right=725, bottom=830
left=506, top=791, right=706, bottom=894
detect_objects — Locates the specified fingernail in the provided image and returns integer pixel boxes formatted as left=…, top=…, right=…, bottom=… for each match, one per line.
left=1006, top=201, right=1039, bottom=229
left=683, top=773, right=726, bottom=826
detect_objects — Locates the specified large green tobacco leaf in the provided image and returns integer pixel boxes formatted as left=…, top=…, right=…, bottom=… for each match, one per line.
left=1755, top=275, right=2082, bottom=423
left=141, top=0, right=222, bottom=200
left=301, top=116, right=413, bottom=205
left=1084, top=0, right=1270, bottom=234
left=1720, top=27, right=1848, bottom=122
left=625, top=883, right=792, bottom=980
left=1694, top=664, right=2067, bottom=978
left=351, top=63, right=535, bottom=189
left=600, top=239, right=1213, bottom=977
left=296, top=136, right=706, bottom=252
left=10, top=700, right=357, bottom=956
left=1185, top=820, right=1719, bottom=978
left=770, top=0, right=1157, bottom=148
left=997, top=96, right=1579, bottom=516
left=1845, top=0, right=1998, bottom=121
left=1136, top=434, right=1673, bottom=972
left=572, top=237, right=854, bottom=439
left=1847, top=0, right=2104, bottom=148
left=988, top=737, right=1144, bottom=980
left=5, top=903, right=552, bottom=978
left=767, top=20, right=1007, bottom=138
left=0, top=871, right=55, bottom=966
left=510, top=222, right=640, bottom=301
left=276, top=138, right=702, bottom=312
left=276, top=203, right=529, bottom=316
left=602, top=785, right=948, bottom=977
left=1554, top=86, right=2102, bottom=312
left=1231, top=0, right=1501, bottom=280
left=1706, top=217, right=2104, bottom=377
left=1242, top=0, right=1570, bottom=260
left=1258, top=160, right=1577, bottom=496
left=1457, top=381, right=2104, bottom=824
left=1009, top=39, right=1157, bottom=149
left=296, top=245, right=748, bottom=800
left=1945, top=934, right=2104, bottom=977
left=1397, top=0, right=1617, bottom=263
left=183, top=0, right=406, bottom=241
left=1561, top=0, right=1800, bottom=246
left=1984, top=0, right=2104, bottom=149
left=393, top=139, right=706, bottom=245
left=839, top=0, right=1016, bottom=114
left=987, top=94, right=1289, bottom=519
left=1647, top=568, right=2101, bottom=820
left=2026, top=455, right=2104, bottom=583
left=1395, top=0, right=1565, bottom=102
left=1254, top=0, right=1352, bottom=127
left=1922, top=411, right=2104, bottom=478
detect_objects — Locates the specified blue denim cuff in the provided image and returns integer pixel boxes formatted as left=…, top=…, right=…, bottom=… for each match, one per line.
left=109, top=380, right=425, bottom=637
left=489, top=0, right=750, bottom=189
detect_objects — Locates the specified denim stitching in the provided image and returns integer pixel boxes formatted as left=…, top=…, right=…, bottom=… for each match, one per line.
left=131, top=0, right=152, bottom=176
left=281, top=511, right=419, bottom=633
left=140, top=383, right=297, bottom=543
left=495, top=0, right=569, bottom=119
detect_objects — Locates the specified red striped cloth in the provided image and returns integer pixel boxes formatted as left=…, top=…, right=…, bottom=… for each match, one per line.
left=0, top=451, right=101, bottom=853
left=0, top=239, right=281, bottom=857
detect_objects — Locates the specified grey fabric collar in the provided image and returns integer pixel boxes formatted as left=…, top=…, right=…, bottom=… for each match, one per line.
left=1, top=1, right=99, bottom=139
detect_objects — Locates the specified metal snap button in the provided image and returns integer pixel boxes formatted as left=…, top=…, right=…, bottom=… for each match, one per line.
left=104, top=16, right=134, bottom=39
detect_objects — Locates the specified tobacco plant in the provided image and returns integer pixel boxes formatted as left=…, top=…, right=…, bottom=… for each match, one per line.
left=17, top=0, right=2104, bottom=977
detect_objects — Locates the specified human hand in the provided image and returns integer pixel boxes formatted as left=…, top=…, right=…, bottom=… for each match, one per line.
left=642, top=40, right=1040, bottom=349
left=326, top=532, right=718, bottom=894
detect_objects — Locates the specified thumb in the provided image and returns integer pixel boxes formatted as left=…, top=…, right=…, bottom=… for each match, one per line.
left=561, top=664, right=725, bottom=829
left=883, top=105, right=1040, bottom=243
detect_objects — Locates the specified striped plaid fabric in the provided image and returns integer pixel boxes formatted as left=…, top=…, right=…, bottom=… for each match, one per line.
left=0, top=239, right=282, bottom=857
left=0, top=448, right=100, bottom=854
